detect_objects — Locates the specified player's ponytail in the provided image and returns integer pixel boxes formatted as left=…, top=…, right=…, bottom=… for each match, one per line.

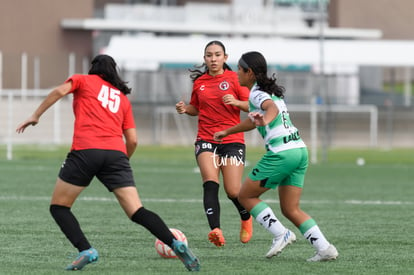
left=239, top=51, right=284, bottom=98
left=89, top=54, right=132, bottom=95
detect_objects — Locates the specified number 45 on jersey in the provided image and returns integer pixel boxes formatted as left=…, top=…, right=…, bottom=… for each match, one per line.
left=97, top=85, right=121, bottom=113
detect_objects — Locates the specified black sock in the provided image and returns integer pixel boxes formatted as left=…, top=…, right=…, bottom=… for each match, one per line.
left=50, top=204, right=91, bottom=252
left=131, top=207, right=175, bottom=247
left=229, top=196, right=251, bottom=221
left=203, top=181, right=220, bottom=229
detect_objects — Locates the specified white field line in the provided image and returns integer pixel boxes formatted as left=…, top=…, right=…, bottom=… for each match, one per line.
left=0, top=196, right=413, bottom=205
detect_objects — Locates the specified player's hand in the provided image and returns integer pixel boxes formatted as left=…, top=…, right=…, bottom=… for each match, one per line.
left=16, top=116, right=39, bottom=134
left=175, top=101, right=186, bottom=114
left=248, top=112, right=266, bottom=126
left=222, top=94, right=237, bottom=106
left=213, top=131, right=227, bottom=142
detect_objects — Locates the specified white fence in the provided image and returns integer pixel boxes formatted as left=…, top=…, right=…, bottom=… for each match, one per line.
left=151, top=103, right=379, bottom=164
left=0, top=90, right=73, bottom=160
left=5, top=89, right=408, bottom=163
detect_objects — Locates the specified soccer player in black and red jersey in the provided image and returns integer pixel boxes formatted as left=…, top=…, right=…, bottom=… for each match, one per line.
left=16, top=54, right=200, bottom=272
left=176, top=41, right=253, bottom=247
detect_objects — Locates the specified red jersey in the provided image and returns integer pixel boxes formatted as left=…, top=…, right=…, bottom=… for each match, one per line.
left=190, top=70, right=249, bottom=143
left=66, top=74, right=136, bottom=155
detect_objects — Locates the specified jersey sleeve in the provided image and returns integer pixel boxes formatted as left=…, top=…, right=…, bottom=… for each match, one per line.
left=233, top=74, right=249, bottom=101
left=65, top=74, right=83, bottom=93
left=250, top=90, right=272, bottom=110
left=189, top=82, right=200, bottom=109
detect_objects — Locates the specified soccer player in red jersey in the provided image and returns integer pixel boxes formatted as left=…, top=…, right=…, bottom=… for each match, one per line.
left=16, top=55, right=200, bottom=272
left=176, top=41, right=253, bottom=247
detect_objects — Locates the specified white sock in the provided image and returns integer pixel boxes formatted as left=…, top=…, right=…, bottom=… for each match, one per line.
left=255, top=206, right=286, bottom=238
left=303, top=225, right=330, bottom=251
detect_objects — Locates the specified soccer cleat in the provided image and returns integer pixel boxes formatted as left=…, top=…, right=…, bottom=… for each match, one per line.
left=172, top=239, right=200, bottom=271
left=65, top=248, right=98, bottom=270
left=240, top=216, right=253, bottom=243
left=265, top=229, right=296, bottom=258
left=307, top=244, right=338, bottom=262
left=208, top=228, right=225, bottom=247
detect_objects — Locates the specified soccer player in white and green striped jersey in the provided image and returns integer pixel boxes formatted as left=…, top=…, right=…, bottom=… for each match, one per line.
left=213, top=51, right=338, bottom=262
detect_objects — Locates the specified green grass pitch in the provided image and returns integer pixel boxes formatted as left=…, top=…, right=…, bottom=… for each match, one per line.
left=0, top=145, right=413, bottom=274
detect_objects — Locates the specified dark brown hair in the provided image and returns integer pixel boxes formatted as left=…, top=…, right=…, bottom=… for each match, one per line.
left=189, top=40, right=232, bottom=82
left=89, top=54, right=131, bottom=95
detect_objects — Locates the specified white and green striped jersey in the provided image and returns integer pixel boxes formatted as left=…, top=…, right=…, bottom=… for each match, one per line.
left=249, top=85, right=306, bottom=153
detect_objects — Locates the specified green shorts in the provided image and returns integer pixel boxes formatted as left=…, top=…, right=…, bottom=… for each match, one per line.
left=248, top=147, right=308, bottom=189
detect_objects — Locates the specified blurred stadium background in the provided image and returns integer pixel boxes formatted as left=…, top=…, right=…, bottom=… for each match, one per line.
left=1, top=0, right=413, bottom=161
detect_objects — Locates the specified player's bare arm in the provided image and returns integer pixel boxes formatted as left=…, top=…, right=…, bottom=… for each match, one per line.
left=213, top=117, right=256, bottom=142
left=222, top=94, right=249, bottom=112
left=175, top=101, right=199, bottom=116
left=16, top=81, right=72, bottom=133
left=253, top=99, right=278, bottom=126
left=124, top=128, right=138, bottom=158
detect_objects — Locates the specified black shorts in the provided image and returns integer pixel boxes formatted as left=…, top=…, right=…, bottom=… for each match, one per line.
left=58, top=149, right=135, bottom=192
left=194, top=140, right=246, bottom=163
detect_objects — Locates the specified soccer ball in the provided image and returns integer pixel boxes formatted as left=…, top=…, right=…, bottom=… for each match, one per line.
left=154, top=228, right=188, bottom=258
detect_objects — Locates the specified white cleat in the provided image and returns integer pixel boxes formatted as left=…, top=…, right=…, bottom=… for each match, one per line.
left=307, top=244, right=339, bottom=262
left=265, top=229, right=296, bottom=258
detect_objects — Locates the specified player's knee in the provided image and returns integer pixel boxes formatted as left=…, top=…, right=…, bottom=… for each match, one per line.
left=203, top=181, right=219, bottom=195
left=226, top=190, right=239, bottom=199
left=50, top=204, right=69, bottom=213
left=50, top=204, right=71, bottom=221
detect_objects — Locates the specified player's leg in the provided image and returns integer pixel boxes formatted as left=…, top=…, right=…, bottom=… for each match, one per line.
left=101, top=151, right=177, bottom=248
left=195, top=144, right=224, bottom=247
left=49, top=178, right=88, bottom=250
left=278, top=185, right=310, bottom=227
left=220, top=149, right=252, bottom=243
left=50, top=150, right=104, bottom=270
left=278, top=184, right=337, bottom=261
left=219, top=142, right=250, bottom=214
left=115, top=187, right=174, bottom=244
left=113, top=186, right=173, bottom=244
left=278, top=148, right=338, bottom=261
left=239, top=176, right=296, bottom=258
left=113, top=186, right=200, bottom=271
left=240, top=151, right=299, bottom=257
left=50, top=178, right=98, bottom=270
